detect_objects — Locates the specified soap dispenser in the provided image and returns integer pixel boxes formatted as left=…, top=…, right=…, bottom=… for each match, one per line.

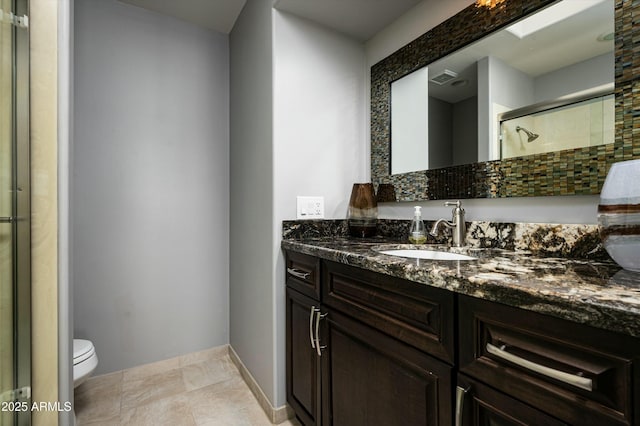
left=409, top=206, right=427, bottom=244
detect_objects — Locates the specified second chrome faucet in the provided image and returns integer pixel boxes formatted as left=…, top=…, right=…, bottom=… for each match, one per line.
left=430, top=200, right=466, bottom=247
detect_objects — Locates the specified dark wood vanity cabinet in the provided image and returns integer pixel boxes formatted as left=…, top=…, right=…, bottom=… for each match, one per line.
left=286, top=250, right=324, bottom=425
left=285, top=251, right=454, bottom=425
left=322, top=307, right=452, bottom=426
left=455, top=374, right=568, bottom=426
left=458, top=294, right=640, bottom=426
left=286, top=250, right=640, bottom=425
left=286, top=287, right=321, bottom=425
left=320, top=259, right=455, bottom=425
left=321, top=260, right=455, bottom=364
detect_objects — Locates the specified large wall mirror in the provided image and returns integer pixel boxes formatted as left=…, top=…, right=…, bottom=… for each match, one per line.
left=371, top=0, right=640, bottom=201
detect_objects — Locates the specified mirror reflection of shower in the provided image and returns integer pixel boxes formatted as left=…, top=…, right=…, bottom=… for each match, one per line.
left=498, top=89, right=614, bottom=160
left=516, top=126, right=539, bottom=142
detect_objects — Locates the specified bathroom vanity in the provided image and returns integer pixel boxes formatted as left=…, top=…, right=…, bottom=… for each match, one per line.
left=280, top=0, right=640, bottom=422
left=283, top=233, right=640, bottom=426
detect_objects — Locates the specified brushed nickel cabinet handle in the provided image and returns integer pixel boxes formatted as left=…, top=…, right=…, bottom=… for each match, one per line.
left=455, top=386, right=469, bottom=426
left=287, top=268, right=310, bottom=280
left=314, top=311, right=327, bottom=356
left=309, top=307, right=318, bottom=349
left=486, top=343, right=593, bottom=391
left=1, top=217, right=16, bottom=223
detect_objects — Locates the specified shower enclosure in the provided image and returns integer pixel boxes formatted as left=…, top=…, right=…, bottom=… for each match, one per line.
left=1, top=0, right=31, bottom=425
left=499, top=89, right=614, bottom=160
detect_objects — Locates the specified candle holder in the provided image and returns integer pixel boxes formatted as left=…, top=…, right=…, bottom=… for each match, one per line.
left=348, top=183, right=377, bottom=238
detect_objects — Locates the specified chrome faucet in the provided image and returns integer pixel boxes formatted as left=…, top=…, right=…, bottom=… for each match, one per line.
left=430, top=201, right=466, bottom=247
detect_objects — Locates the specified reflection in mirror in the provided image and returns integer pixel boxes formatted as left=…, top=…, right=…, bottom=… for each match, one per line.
left=389, top=0, right=614, bottom=172
left=391, top=67, right=429, bottom=174
left=499, top=89, right=614, bottom=159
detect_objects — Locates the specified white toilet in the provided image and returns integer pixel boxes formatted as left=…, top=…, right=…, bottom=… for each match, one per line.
left=73, top=339, right=98, bottom=387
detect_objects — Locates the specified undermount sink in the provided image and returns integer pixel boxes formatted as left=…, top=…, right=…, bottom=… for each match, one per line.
left=378, top=249, right=477, bottom=261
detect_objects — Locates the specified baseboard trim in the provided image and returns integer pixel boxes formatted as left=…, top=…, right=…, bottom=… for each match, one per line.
left=228, top=345, right=294, bottom=424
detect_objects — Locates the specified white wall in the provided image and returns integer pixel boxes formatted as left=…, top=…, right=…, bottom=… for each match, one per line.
left=364, top=0, right=474, bottom=177
left=365, top=0, right=474, bottom=65
left=273, top=9, right=366, bottom=405
left=391, top=68, right=429, bottom=174
left=479, top=55, right=534, bottom=161
left=273, top=11, right=366, bottom=220
left=73, top=0, right=230, bottom=374
left=535, top=52, right=614, bottom=101
left=366, top=0, right=602, bottom=224
left=229, top=0, right=277, bottom=406
left=378, top=195, right=600, bottom=224
left=229, top=4, right=366, bottom=409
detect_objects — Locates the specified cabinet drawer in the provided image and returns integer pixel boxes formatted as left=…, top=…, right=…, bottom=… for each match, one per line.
left=456, top=374, right=567, bottom=426
left=459, top=295, right=640, bottom=426
left=286, top=251, right=321, bottom=300
left=322, top=260, right=455, bottom=363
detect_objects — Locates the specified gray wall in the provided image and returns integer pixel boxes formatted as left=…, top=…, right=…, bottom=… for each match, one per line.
left=452, top=96, right=478, bottom=166
left=428, top=97, right=452, bottom=169
left=427, top=95, right=477, bottom=169
left=73, top=0, right=230, bottom=374
left=535, top=52, right=614, bottom=101
left=229, top=0, right=277, bottom=405
left=272, top=10, right=367, bottom=407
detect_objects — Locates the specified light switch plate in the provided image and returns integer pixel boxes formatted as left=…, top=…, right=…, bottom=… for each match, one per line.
left=296, top=196, right=325, bottom=219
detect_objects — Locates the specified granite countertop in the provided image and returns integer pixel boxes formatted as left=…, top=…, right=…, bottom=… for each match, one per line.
left=281, top=237, right=640, bottom=338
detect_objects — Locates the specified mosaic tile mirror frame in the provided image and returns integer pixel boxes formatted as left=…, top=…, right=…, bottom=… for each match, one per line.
left=371, top=0, right=639, bottom=201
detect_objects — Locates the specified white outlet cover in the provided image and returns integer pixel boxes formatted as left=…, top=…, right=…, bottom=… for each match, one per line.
left=296, top=196, right=325, bottom=219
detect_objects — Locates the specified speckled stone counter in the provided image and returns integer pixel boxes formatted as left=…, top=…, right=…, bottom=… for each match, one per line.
left=281, top=230, right=640, bottom=339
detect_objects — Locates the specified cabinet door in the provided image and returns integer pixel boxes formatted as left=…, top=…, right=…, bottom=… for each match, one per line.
left=287, top=287, right=321, bottom=425
left=321, top=309, right=452, bottom=426
left=456, top=374, right=567, bottom=426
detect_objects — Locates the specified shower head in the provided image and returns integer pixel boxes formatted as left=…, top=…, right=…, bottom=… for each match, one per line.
left=516, top=126, right=539, bottom=142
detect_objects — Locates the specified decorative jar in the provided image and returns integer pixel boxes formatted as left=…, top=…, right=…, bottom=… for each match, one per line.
left=348, top=183, right=377, bottom=238
left=598, top=159, right=640, bottom=272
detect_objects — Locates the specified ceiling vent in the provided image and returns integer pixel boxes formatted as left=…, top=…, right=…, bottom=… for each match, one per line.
left=430, top=69, right=458, bottom=85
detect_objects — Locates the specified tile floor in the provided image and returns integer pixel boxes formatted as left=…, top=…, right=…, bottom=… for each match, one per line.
left=75, top=346, right=301, bottom=426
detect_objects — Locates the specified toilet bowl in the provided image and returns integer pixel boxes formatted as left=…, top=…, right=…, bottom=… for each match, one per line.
left=73, top=339, right=98, bottom=387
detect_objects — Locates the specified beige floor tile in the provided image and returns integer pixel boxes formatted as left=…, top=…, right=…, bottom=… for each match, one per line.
left=80, top=420, right=121, bottom=426
left=235, top=404, right=275, bottom=426
left=76, top=347, right=292, bottom=426
left=120, top=393, right=196, bottom=426
left=182, top=355, right=239, bottom=391
left=179, top=345, right=229, bottom=367
left=122, top=356, right=181, bottom=382
left=121, top=368, right=186, bottom=411
left=74, top=371, right=123, bottom=425
left=195, top=405, right=272, bottom=426
left=192, top=412, right=270, bottom=426
left=187, top=377, right=257, bottom=425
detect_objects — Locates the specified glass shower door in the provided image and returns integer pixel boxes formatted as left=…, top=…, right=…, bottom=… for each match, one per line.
left=1, top=0, right=30, bottom=424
